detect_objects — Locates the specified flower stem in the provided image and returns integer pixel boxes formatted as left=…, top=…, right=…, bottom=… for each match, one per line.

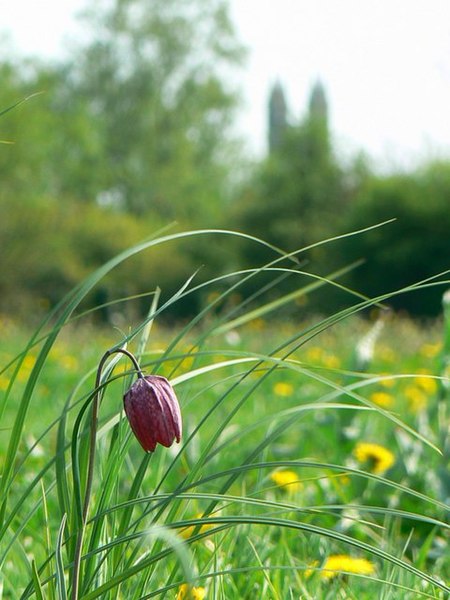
left=71, top=348, right=142, bottom=600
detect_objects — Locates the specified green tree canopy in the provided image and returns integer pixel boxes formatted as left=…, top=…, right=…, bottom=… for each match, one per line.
left=236, top=81, right=345, bottom=260
left=0, top=0, right=246, bottom=318
left=341, top=160, right=450, bottom=316
left=56, top=0, right=245, bottom=220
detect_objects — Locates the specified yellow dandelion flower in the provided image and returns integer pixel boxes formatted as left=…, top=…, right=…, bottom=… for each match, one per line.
left=273, top=381, right=294, bottom=397
left=270, top=470, right=303, bottom=492
left=353, top=442, right=395, bottom=474
left=306, top=347, right=324, bottom=362
left=180, top=514, right=215, bottom=540
left=180, top=347, right=198, bottom=371
left=114, top=363, right=128, bottom=375
left=369, top=391, right=394, bottom=408
left=338, top=474, right=351, bottom=486
left=414, top=374, right=437, bottom=394
left=329, top=473, right=351, bottom=490
left=420, top=342, right=441, bottom=359
left=176, top=583, right=206, bottom=600
left=212, top=354, right=228, bottom=364
left=22, top=355, right=36, bottom=370
left=379, top=374, right=395, bottom=388
left=49, top=347, right=62, bottom=361
left=17, top=355, right=37, bottom=382
left=322, top=354, right=341, bottom=369
left=304, top=560, right=319, bottom=578
left=321, top=554, right=375, bottom=580
left=0, top=374, right=10, bottom=391
left=404, top=385, right=427, bottom=412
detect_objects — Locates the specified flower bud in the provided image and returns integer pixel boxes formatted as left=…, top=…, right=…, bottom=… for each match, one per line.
left=123, top=375, right=182, bottom=452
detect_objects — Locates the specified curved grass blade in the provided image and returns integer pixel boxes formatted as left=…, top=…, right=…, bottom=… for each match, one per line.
left=31, top=560, right=45, bottom=600
left=75, top=514, right=449, bottom=599
left=0, top=92, right=44, bottom=118
left=0, top=229, right=285, bottom=521
left=55, top=514, right=68, bottom=600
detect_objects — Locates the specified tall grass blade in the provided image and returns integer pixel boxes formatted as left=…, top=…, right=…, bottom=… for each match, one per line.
left=55, top=514, right=68, bottom=600
left=30, top=560, right=45, bottom=600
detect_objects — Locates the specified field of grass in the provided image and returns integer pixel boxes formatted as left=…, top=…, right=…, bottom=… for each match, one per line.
left=0, top=236, right=449, bottom=599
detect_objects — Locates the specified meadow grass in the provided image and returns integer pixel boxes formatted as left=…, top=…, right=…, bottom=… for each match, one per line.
left=0, top=230, right=449, bottom=599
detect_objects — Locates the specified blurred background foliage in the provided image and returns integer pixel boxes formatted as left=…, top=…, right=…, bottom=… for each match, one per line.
left=1, top=0, right=449, bottom=322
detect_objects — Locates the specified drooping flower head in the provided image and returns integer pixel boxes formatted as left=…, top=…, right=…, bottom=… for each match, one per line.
left=123, top=375, right=182, bottom=452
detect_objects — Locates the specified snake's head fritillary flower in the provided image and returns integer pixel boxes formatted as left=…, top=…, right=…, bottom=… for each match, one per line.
left=123, top=375, right=182, bottom=452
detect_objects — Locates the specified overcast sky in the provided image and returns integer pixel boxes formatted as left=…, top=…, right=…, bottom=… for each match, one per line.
left=2, top=0, right=450, bottom=169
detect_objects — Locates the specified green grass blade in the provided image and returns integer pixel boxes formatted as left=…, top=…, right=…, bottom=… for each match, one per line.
left=55, top=514, right=68, bottom=600
left=30, top=560, right=45, bottom=600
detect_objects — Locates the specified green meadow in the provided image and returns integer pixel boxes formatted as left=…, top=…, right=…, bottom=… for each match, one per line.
left=0, top=244, right=448, bottom=599
left=2, top=3, right=450, bottom=597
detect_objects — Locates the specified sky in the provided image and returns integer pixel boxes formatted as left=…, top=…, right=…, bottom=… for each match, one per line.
left=2, top=0, right=450, bottom=169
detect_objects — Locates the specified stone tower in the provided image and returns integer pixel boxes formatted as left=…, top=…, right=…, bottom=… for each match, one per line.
left=268, top=81, right=287, bottom=154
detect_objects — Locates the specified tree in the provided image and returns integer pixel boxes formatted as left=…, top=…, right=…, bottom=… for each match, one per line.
left=236, top=80, right=345, bottom=255
left=341, top=161, right=450, bottom=316
left=57, top=0, right=245, bottom=221
left=0, top=0, right=246, bottom=319
left=230, top=80, right=349, bottom=313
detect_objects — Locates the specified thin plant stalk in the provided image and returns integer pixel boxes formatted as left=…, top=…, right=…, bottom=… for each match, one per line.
left=70, top=348, right=143, bottom=600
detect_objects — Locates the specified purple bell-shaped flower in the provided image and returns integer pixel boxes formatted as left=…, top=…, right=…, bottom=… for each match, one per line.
left=124, top=375, right=182, bottom=452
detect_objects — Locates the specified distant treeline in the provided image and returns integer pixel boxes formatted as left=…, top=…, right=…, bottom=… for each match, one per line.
left=1, top=0, right=449, bottom=320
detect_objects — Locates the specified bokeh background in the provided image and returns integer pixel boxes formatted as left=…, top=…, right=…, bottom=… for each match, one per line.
left=1, top=0, right=450, bottom=321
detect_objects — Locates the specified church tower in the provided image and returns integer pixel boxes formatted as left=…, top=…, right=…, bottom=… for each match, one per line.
left=268, top=81, right=287, bottom=154
left=308, top=79, right=328, bottom=125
